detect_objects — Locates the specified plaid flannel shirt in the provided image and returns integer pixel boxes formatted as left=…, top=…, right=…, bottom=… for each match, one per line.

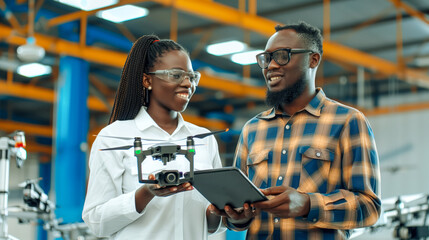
left=229, top=89, right=381, bottom=240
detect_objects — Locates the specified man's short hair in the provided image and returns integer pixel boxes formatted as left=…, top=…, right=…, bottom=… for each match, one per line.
left=275, top=21, right=323, bottom=55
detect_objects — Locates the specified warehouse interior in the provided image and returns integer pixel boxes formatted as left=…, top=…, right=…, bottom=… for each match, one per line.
left=1, top=0, right=429, bottom=239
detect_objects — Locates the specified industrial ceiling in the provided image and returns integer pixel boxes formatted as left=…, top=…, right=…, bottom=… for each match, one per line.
left=1, top=0, right=429, bottom=156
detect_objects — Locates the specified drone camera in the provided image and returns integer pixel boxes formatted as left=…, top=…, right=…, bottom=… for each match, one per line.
left=155, top=170, right=182, bottom=187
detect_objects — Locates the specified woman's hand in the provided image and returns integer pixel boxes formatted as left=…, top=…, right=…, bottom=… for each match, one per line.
left=144, top=174, right=193, bottom=197
left=135, top=174, right=193, bottom=212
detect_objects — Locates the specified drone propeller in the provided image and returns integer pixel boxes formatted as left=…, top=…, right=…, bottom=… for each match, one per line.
left=96, top=128, right=229, bottom=143
left=99, top=145, right=134, bottom=151
left=94, top=135, right=160, bottom=141
left=190, top=128, right=229, bottom=139
left=99, top=143, right=206, bottom=151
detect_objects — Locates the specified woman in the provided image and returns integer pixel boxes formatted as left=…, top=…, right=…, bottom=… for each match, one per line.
left=82, top=35, right=223, bottom=239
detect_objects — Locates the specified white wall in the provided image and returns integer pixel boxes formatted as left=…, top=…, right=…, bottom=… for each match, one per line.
left=353, top=109, right=429, bottom=239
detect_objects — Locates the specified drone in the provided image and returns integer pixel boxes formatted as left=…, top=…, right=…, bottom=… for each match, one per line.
left=384, top=194, right=429, bottom=239
left=98, top=129, right=228, bottom=187
left=18, top=178, right=55, bottom=214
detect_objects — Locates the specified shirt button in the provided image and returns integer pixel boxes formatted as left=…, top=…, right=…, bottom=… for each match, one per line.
left=274, top=218, right=279, bottom=223
left=282, top=149, right=286, bottom=154
left=315, top=152, right=321, bottom=157
left=312, top=218, right=317, bottom=222
left=278, top=176, right=283, bottom=181
left=285, top=125, right=290, bottom=130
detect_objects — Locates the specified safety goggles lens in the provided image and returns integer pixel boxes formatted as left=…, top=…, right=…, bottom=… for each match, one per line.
left=149, top=69, right=201, bottom=86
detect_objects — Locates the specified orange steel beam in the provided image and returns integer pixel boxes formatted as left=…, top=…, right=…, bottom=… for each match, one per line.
left=25, top=141, right=52, bottom=155
left=199, top=71, right=265, bottom=99
left=323, top=0, right=330, bottom=41
left=170, top=7, right=178, bottom=41
left=0, top=81, right=228, bottom=130
left=152, top=0, right=276, bottom=36
left=323, top=40, right=429, bottom=87
left=363, top=101, right=429, bottom=117
left=0, top=24, right=127, bottom=68
left=4, top=0, right=429, bottom=85
left=0, top=81, right=109, bottom=112
left=0, top=24, right=270, bottom=96
left=46, top=0, right=145, bottom=27
left=0, top=81, right=54, bottom=102
left=151, top=0, right=429, bottom=85
left=389, top=0, right=429, bottom=25
left=0, top=119, right=52, bottom=137
left=38, top=0, right=429, bottom=85
left=0, top=0, right=22, bottom=31
left=80, top=15, right=87, bottom=47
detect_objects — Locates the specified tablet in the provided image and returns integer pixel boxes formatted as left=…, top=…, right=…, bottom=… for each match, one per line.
left=192, top=167, right=267, bottom=209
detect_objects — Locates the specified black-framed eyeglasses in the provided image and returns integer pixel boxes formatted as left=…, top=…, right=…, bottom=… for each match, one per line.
left=147, top=69, right=201, bottom=86
left=256, top=48, right=314, bottom=69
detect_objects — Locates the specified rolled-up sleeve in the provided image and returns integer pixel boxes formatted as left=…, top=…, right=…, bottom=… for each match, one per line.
left=82, top=137, right=142, bottom=237
left=306, top=112, right=381, bottom=229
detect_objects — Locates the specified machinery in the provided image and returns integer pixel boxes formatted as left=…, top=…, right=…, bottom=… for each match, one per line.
left=352, top=193, right=429, bottom=240
left=0, top=131, right=27, bottom=240
left=1, top=131, right=96, bottom=240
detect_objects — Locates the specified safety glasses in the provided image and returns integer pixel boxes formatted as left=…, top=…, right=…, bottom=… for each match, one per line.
left=256, top=48, right=313, bottom=69
left=148, top=69, right=201, bottom=86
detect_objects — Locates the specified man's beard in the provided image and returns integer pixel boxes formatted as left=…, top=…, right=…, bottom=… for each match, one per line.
left=265, top=76, right=307, bottom=109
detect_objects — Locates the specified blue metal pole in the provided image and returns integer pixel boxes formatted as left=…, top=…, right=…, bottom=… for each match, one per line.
left=54, top=56, right=89, bottom=224
left=37, top=160, right=51, bottom=240
left=226, top=229, right=246, bottom=240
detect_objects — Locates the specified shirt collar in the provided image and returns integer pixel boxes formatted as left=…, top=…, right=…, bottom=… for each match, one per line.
left=257, top=88, right=326, bottom=119
left=134, top=107, right=190, bottom=135
left=304, top=88, right=325, bottom=117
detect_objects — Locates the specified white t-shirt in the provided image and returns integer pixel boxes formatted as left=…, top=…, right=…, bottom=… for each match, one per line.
left=82, top=107, right=223, bottom=239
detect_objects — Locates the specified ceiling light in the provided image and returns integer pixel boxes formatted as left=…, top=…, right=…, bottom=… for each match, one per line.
left=17, top=37, right=45, bottom=62
left=206, top=40, right=247, bottom=56
left=96, top=5, right=149, bottom=23
left=230, top=50, right=263, bottom=65
left=414, top=56, right=429, bottom=67
left=17, top=63, right=52, bottom=78
left=55, top=0, right=118, bottom=11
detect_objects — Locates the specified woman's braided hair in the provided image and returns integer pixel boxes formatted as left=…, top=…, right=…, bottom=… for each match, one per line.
left=109, top=35, right=187, bottom=124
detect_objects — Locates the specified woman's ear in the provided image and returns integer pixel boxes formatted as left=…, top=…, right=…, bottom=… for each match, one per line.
left=309, top=52, right=321, bottom=68
left=143, top=73, right=152, bottom=88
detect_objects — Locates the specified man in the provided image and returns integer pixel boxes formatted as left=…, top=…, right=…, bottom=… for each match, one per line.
left=209, top=21, right=381, bottom=239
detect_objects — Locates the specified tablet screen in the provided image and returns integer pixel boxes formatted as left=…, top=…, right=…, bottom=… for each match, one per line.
left=192, top=167, right=267, bottom=209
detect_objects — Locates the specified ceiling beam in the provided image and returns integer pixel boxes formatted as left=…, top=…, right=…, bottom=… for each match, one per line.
left=200, top=71, right=265, bottom=99
left=0, top=81, right=228, bottom=130
left=25, top=141, right=52, bottom=155
left=0, top=25, right=127, bottom=67
left=363, top=101, right=429, bottom=117
left=46, top=0, right=146, bottom=27
left=0, top=80, right=109, bottom=112
left=151, top=0, right=429, bottom=85
left=0, top=23, right=267, bottom=96
left=33, top=0, right=429, bottom=84
left=0, top=119, right=52, bottom=137
left=389, top=0, right=429, bottom=25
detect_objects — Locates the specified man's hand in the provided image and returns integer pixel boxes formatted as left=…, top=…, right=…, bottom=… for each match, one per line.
left=208, top=203, right=256, bottom=225
left=252, top=186, right=310, bottom=218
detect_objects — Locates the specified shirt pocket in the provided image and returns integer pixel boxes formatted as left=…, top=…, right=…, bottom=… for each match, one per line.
left=298, top=146, right=334, bottom=193
left=246, top=149, right=271, bottom=188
